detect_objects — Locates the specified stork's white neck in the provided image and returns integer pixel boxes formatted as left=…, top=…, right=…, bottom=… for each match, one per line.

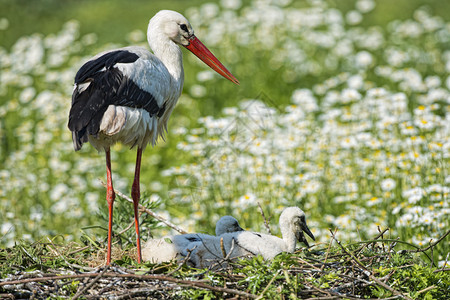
left=147, top=30, right=185, bottom=96
left=282, top=227, right=297, bottom=253
left=280, top=218, right=297, bottom=253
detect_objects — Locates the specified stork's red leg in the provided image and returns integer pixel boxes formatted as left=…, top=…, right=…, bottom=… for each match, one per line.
left=131, top=147, right=143, bottom=263
left=105, top=148, right=115, bottom=265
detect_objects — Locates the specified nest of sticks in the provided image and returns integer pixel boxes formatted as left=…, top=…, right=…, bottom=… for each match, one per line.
left=1, top=227, right=448, bottom=299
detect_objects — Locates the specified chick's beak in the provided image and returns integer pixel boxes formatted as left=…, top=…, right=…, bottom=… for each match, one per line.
left=296, top=223, right=315, bottom=248
left=302, top=223, right=315, bottom=241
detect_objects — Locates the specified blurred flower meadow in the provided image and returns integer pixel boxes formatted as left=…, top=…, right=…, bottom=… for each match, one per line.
left=0, top=0, right=449, bottom=265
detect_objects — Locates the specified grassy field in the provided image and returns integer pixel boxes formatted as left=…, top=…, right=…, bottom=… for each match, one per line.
left=0, top=0, right=449, bottom=290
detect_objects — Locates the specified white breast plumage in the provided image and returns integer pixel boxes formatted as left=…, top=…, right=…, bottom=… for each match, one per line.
left=88, top=105, right=159, bottom=151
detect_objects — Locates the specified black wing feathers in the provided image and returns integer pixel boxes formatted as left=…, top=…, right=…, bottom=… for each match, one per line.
left=74, top=50, right=139, bottom=83
left=113, top=73, right=161, bottom=116
left=68, top=50, right=164, bottom=151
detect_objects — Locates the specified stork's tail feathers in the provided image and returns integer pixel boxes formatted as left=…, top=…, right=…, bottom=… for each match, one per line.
left=72, top=129, right=88, bottom=151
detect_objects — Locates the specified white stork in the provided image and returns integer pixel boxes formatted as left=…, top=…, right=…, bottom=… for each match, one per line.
left=186, top=207, right=315, bottom=268
left=142, top=215, right=244, bottom=263
left=68, top=10, right=239, bottom=265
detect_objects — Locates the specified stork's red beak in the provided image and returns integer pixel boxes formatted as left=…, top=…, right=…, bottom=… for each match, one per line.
left=185, top=36, right=239, bottom=85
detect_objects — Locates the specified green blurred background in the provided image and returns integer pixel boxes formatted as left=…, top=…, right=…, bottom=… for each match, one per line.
left=2, top=0, right=449, bottom=51
left=1, top=0, right=449, bottom=114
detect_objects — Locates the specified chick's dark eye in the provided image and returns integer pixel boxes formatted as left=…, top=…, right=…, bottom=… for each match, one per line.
left=180, top=24, right=188, bottom=32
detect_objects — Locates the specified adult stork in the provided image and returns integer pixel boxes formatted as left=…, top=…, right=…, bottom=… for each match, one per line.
left=68, top=10, right=239, bottom=265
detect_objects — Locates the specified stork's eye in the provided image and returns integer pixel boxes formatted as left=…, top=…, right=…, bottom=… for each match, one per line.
left=180, top=24, right=188, bottom=32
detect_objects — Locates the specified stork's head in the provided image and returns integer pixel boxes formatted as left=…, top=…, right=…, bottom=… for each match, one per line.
left=149, top=10, right=239, bottom=85
left=215, top=216, right=245, bottom=236
left=149, top=10, right=193, bottom=46
left=280, top=207, right=315, bottom=247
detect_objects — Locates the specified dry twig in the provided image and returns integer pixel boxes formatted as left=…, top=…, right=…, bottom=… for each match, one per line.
left=100, top=179, right=188, bottom=234
left=329, top=229, right=413, bottom=300
left=71, top=266, right=109, bottom=300
left=1, top=272, right=257, bottom=299
left=257, top=202, right=272, bottom=234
